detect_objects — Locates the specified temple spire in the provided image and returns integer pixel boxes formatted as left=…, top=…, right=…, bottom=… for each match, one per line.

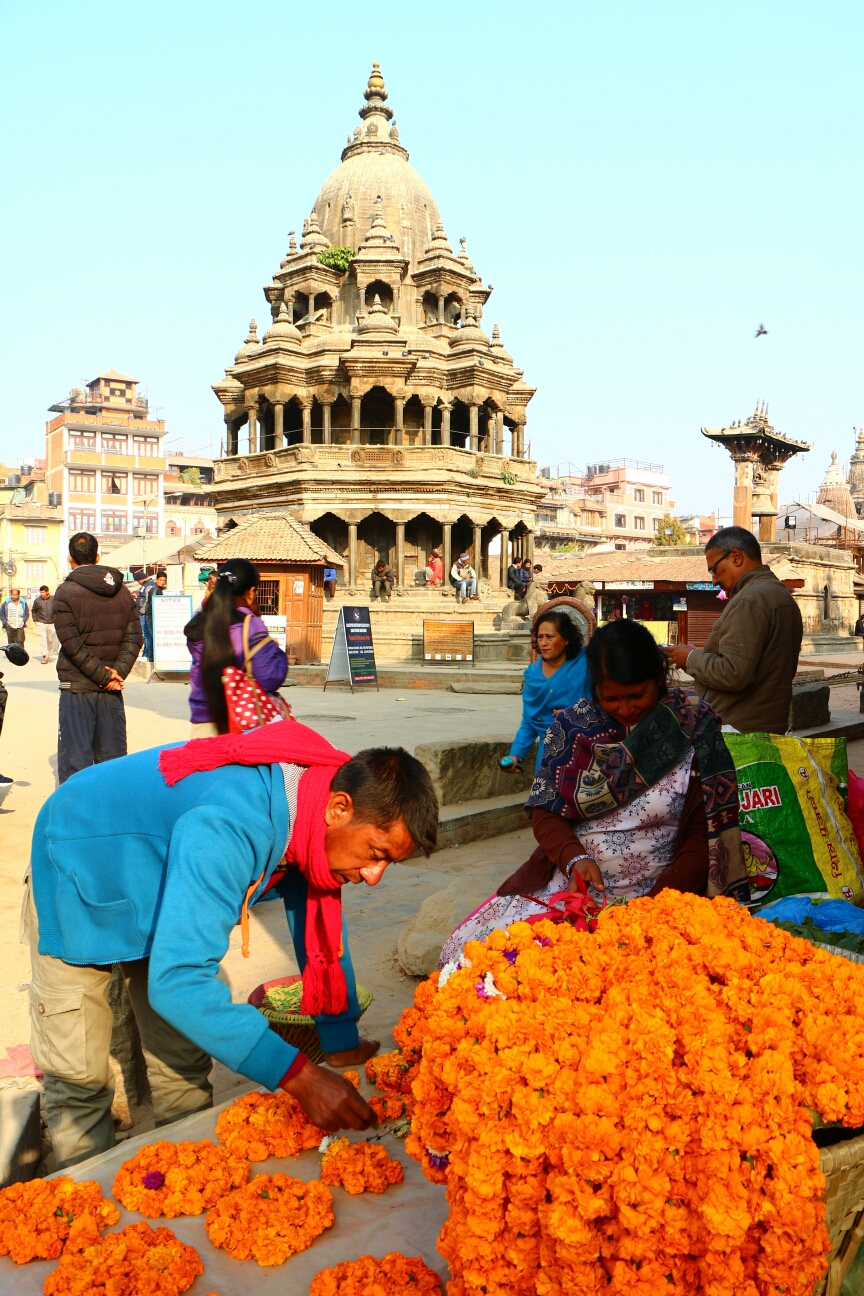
left=360, top=61, right=393, bottom=122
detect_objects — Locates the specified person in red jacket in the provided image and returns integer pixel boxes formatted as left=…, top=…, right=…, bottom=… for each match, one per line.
left=52, top=531, right=143, bottom=784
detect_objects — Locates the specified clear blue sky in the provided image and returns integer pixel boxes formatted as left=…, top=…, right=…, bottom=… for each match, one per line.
left=2, top=0, right=862, bottom=516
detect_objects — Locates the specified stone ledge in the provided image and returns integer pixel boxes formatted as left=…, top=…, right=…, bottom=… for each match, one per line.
left=414, top=737, right=536, bottom=806
left=0, top=1088, right=41, bottom=1187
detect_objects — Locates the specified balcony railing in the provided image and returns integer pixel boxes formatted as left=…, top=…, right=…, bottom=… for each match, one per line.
left=219, top=427, right=527, bottom=459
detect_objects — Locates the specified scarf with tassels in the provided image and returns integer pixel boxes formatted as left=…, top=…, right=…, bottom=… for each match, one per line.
left=159, top=720, right=351, bottom=1016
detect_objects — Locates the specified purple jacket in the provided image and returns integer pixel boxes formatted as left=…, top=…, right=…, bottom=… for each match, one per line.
left=187, top=609, right=288, bottom=723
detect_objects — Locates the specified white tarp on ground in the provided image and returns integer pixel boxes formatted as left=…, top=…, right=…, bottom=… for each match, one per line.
left=0, top=1093, right=450, bottom=1295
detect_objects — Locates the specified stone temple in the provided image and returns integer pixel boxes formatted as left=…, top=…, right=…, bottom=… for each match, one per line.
left=207, top=62, right=542, bottom=634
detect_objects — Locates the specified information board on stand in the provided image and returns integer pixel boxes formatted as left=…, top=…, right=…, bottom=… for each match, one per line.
left=324, top=606, right=379, bottom=692
left=262, top=615, right=287, bottom=653
left=152, top=594, right=193, bottom=673
left=423, top=620, right=474, bottom=665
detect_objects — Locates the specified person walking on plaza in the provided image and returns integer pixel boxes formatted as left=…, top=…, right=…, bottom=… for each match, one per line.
left=53, top=531, right=143, bottom=785
left=25, top=724, right=438, bottom=1167
left=138, top=570, right=167, bottom=660
left=1, top=588, right=29, bottom=646
left=185, top=559, right=288, bottom=737
left=371, top=559, right=395, bottom=602
left=32, top=585, right=56, bottom=663
left=663, top=526, right=803, bottom=733
left=451, top=553, right=478, bottom=603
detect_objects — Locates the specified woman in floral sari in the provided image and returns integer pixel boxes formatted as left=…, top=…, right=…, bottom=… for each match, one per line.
left=440, top=619, right=749, bottom=965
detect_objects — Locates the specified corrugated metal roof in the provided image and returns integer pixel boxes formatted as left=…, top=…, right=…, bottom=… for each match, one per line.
left=194, top=513, right=345, bottom=566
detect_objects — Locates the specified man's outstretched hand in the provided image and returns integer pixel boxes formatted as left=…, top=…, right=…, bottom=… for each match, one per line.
left=282, top=1059, right=376, bottom=1132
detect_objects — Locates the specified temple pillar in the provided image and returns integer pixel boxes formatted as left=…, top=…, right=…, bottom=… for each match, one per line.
left=302, top=403, right=312, bottom=445
left=348, top=523, right=358, bottom=590
left=526, top=530, right=534, bottom=564
left=469, top=404, right=479, bottom=452
left=273, top=403, right=284, bottom=448
left=496, top=412, right=505, bottom=455
left=499, top=529, right=509, bottom=588
left=732, top=457, right=755, bottom=530
left=437, top=294, right=445, bottom=323
left=441, top=404, right=451, bottom=447
left=442, top=523, right=452, bottom=588
left=486, top=414, right=495, bottom=453
left=322, top=403, right=332, bottom=445
left=226, top=420, right=237, bottom=456
left=351, top=396, right=361, bottom=445
left=423, top=404, right=433, bottom=446
left=394, top=399, right=404, bottom=446
left=247, top=407, right=258, bottom=454
left=473, top=524, right=483, bottom=577
left=395, top=522, right=405, bottom=588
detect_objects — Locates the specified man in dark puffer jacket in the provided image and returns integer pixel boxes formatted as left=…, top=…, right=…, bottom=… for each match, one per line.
left=53, top=531, right=144, bottom=784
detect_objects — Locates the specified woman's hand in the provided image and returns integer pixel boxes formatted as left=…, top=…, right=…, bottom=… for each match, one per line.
left=568, top=857, right=604, bottom=892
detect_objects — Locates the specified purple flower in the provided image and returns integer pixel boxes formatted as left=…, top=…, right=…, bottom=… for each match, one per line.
left=475, top=981, right=489, bottom=999
left=427, top=1149, right=450, bottom=1170
left=535, top=936, right=551, bottom=948
left=142, top=1171, right=165, bottom=1191
left=503, top=949, right=518, bottom=965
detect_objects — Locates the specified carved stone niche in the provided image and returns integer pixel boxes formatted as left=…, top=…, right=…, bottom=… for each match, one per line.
left=239, top=458, right=250, bottom=473
left=265, top=453, right=277, bottom=468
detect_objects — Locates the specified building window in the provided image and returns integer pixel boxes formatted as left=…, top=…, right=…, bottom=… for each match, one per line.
left=652, top=518, right=661, bottom=532
left=69, top=470, right=96, bottom=492
left=614, top=543, right=626, bottom=551
left=652, top=491, right=663, bottom=505
left=101, top=512, right=128, bottom=534
left=614, top=514, right=627, bottom=528
left=132, top=513, right=158, bottom=535
left=102, top=471, right=127, bottom=495
left=102, top=435, right=128, bottom=453
left=634, top=516, right=646, bottom=530
left=25, top=526, right=46, bottom=544
left=133, top=437, right=159, bottom=456
left=69, top=434, right=96, bottom=452
left=165, top=521, right=181, bottom=538
left=25, top=562, right=46, bottom=582
left=191, top=522, right=207, bottom=536
left=133, top=474, right=158, bottom=496
left=634, top=488, right=645, bottom=503
left=258, top=580, right=280, bottom=616
left=69, top=510, right=96, bottom=532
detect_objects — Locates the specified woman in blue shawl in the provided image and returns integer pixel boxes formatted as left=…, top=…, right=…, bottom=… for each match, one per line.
left=501, top=610, right=591, bottom=773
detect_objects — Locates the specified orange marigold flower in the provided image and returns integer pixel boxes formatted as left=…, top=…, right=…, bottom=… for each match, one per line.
left=204, top=1171, right=333, bottom=1265
left=214, top=1089, right=325, bottom=1161
left=111, top=1139, right=248, bottom=1217
left=43, top=1220, right=202, bottom=1296
left=319, top=1136, right=404, bottom=1194
left=0, top=1176, right=119, bottom=1265
left=309, top=1251, right=442, bottom=1295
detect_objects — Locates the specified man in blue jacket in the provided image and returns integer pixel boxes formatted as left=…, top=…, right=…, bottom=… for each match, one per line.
left=26, top=731, right=438, bottom=1167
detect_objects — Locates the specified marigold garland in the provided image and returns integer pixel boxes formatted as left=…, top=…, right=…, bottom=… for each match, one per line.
left=0, top=1176, right=119, bottom=1264
left=364, top=977, right=438, bottom=1123
left=406, top=893, right=864, bottom=1296
left=111, top=1139, right=248, bottom=1217
left=309, top=1251, right=443, bottom=1295
left=319, top=1136, right=405, bottom=1194
left=214, top=1089, right=326, bottom=1161
left=204, top=1171, right=333, bottom=1265
left=43, top=1220, right=203, bottom=1296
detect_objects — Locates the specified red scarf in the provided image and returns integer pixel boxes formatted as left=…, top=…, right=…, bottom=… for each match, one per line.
left=159, top=721, right=351, bottom=1016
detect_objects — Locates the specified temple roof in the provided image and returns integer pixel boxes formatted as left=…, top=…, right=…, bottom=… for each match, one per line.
left=195, top=513, right=345, bottom=565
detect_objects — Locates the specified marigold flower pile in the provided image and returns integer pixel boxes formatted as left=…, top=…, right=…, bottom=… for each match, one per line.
left=204, top=1171, right=334, bottom=1265
left=365, top=976, right=437, bottom=1122
left=111, top=1139, right=248, bottom=1217
left=214, top=1089, right=326, bottom=1160
left=309, top=1251, right=443, bottom=1295
left=407, top=892, right=864, bottom=1296
left=319, top=1136, right=405, bottom=1194
left=43, top=1220, right=203, bottom=1296
left=0, top=1176, right=119, bottom=1264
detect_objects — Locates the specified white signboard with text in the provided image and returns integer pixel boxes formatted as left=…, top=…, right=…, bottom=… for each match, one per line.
left=262, top=615, right=287, bottom=653
left=152, top=594, right=193, bottom=673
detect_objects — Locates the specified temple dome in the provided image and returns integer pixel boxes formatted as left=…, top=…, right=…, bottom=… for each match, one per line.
left=313, top=64, right=441, bottom=273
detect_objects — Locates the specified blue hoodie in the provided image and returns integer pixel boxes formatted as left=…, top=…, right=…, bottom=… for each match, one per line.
left=31, top=746, right=300, bottom=1091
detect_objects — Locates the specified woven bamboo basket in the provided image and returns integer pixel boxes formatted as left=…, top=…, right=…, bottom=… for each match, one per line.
left=814, top=1129, right=864, bottom=1295
left=249, top=975, right=374, bottom=1066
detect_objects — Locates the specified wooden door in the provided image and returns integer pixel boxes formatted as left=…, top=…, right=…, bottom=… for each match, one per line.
left=282, top=569, right=309, bottom=664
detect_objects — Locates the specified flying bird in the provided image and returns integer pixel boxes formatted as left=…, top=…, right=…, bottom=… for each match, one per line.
left=755, top=323, right=768, bottom=338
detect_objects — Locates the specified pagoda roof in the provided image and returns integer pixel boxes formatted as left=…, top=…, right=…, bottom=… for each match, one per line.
left=194, top=513, right=345, bottom=566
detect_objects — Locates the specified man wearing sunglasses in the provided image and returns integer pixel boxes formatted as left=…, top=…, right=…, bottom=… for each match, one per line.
left=663, top=526, right=802, bottom=733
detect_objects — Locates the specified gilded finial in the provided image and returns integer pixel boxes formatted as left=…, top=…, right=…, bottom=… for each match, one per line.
left=364, top=61, right=388, bottom=104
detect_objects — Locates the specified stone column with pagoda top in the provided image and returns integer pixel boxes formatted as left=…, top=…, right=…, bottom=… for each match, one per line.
left=701, top=402, right=810, bottom=539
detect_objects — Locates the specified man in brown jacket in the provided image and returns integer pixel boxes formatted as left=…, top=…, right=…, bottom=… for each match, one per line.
left=53, top=531, right=144, bottom=784
left=664, top=526, right=802, bottom=733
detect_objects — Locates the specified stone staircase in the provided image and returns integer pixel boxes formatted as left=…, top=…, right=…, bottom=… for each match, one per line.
left=321, top=584, right=529, bottom=664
